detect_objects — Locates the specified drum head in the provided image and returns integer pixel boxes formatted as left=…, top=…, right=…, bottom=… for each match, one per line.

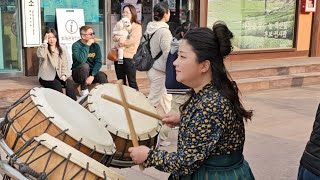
left=87, top=84, right=161, bottom=140
left=30, top=87, right=115, bottom=155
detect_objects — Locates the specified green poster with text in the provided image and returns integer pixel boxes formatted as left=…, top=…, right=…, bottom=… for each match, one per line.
left=207, top=0, right=295, bottom=50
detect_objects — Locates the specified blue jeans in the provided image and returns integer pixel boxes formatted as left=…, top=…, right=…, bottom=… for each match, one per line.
left=298, top=165, right=320, bottom=180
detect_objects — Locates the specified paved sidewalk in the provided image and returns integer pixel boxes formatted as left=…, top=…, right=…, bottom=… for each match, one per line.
left=110, top=84, right=320, bottom=180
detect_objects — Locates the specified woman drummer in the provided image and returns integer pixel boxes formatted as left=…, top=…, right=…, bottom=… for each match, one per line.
left=128, top=22, right=255, bottom=179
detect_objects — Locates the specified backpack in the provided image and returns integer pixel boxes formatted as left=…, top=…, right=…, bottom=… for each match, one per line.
left=165, top=50, right=190, bottom=90
left=133, top=29, right=163, bottom=71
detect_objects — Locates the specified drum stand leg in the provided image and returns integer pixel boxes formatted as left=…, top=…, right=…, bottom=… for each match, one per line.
left=0, top=160, right=29, bottom=180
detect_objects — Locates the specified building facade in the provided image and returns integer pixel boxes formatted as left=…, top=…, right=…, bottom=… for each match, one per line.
left=0, top=0, right=318, bottom=77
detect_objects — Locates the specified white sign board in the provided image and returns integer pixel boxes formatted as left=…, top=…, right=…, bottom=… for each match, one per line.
left=22, top=0, right=41, bottom=47
left=56, top=9, right=85, bottom=76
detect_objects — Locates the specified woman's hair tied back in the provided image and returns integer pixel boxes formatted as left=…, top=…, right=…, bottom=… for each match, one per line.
left=153, top=2, right=169, bottom=21
left=212, top=21, right=234, bottom=57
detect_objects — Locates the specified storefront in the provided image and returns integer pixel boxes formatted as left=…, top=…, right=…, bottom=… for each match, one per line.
left=0, top=0, right=23, bottom=77
left=0, top=0, right=199, bottom=77
left=0, top=0, right=317, bottom=77
left=107, top=0, right=199, bottom=69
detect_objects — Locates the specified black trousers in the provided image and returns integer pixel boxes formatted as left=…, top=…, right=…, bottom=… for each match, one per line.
left=39, top=75, right=77, bottom=101
left=114, top=58, right=139, bottom=90
left=72, top=63, right=108, bottom=90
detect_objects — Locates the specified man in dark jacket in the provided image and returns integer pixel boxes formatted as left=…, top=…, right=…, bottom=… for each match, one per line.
left=298, top=103, right=320, bottom=179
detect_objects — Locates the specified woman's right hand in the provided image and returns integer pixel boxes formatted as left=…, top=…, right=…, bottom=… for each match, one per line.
left=161, top=112, right=180, bottom=128
left=43, top=33, right=49, bottom=43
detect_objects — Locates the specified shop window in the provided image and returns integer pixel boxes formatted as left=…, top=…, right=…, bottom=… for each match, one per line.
left=0, top=0, right=21, bottom=72
left=207, top=0, right=296, bottom=50
left=40, top=0, right=105, bottom=62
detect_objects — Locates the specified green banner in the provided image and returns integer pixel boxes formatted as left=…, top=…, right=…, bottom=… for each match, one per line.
left=42, top=0, right=99, bottom=22
left=207, top=0, right=296, bottom=50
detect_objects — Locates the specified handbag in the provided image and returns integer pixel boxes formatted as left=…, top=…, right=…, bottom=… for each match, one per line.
left=107, top=48, right=118, bottom=61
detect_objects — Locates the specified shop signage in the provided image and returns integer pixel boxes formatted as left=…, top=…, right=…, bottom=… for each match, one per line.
left=56, top=8, right=85, bottom=76
left=301, top=0, right=317, bottom=13
left=22, top=0, right=41, bottom=47
left=124, top=0, right=139, bottom=3
left=168, top=0, right=176, bottom=11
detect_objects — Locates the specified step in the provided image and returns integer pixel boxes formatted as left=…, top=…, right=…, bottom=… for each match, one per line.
left=237, top=72, right=320, bottom=92
left=229, top=63, right=320, bottom=80
left=2, top=58, right=320, bottom=116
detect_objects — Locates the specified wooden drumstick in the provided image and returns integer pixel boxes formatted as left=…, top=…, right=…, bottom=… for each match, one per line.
left=101, top=94, right=162, bottom=121
left=116, top=80, right=144, bottom=171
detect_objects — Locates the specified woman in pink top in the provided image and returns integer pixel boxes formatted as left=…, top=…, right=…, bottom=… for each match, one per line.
left=113, top=4, right=142, bottom=90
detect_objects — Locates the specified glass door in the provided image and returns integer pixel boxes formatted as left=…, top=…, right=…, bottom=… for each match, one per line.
left=41, top=0, right=106, bottom=63
left=0, top=0, right=22, bottom=74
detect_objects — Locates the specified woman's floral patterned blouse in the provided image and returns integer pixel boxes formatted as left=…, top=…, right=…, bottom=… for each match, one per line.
left=144, top=83, right=245, bottom=178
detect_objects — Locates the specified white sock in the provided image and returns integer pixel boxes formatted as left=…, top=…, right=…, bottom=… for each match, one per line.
left=80, top=89, right=89, bottom=96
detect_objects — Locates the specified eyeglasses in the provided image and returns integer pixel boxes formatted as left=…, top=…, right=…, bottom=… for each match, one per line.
left=123, top=11, right=131, bottom=15
left=82, top=32, right=95, bottom=36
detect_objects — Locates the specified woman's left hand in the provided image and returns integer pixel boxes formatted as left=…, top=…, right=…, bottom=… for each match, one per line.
left=128, top=146, right=150, bottom=165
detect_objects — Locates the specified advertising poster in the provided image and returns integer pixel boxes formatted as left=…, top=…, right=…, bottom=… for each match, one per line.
left=207, top=0, right=296, bottom=50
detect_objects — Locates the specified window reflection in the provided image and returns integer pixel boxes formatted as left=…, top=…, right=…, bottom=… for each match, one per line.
left=0, top=0, right=21, bottom=72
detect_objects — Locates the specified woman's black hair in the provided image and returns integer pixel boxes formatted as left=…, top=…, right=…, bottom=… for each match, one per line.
left=45, top=28, right=63, bottom=57
left=180, top=21, right=253, bottom=121
left=153, top=2, right=169, bottom=21
left=174, top=21, right=198, bottom=40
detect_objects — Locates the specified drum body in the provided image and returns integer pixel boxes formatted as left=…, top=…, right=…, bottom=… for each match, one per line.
left=3, top=133, right=125, bottom=180
left=86, top=84, right=161, bottom=167
left=2, top=87, right=115, bottom=165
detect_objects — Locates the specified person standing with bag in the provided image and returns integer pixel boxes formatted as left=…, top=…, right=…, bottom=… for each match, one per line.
left=145, top=2, right=173, bottom=146
left=112, top=4, right=142, bottom=91
left=37, top=28, right=77, bottom=101
left=166, top=22, right=197, bottom=113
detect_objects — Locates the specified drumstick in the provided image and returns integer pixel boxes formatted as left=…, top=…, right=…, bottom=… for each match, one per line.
left=116, top=80, right=145, bottom=171
left=101, top=94, right=162, bottom=121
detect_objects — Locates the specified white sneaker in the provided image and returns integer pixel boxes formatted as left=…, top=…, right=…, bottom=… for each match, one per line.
left=80, top=89, right=89, bottom=97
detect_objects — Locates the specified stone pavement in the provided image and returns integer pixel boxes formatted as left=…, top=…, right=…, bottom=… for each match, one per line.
left=108, top=84, right=320, bottom=180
